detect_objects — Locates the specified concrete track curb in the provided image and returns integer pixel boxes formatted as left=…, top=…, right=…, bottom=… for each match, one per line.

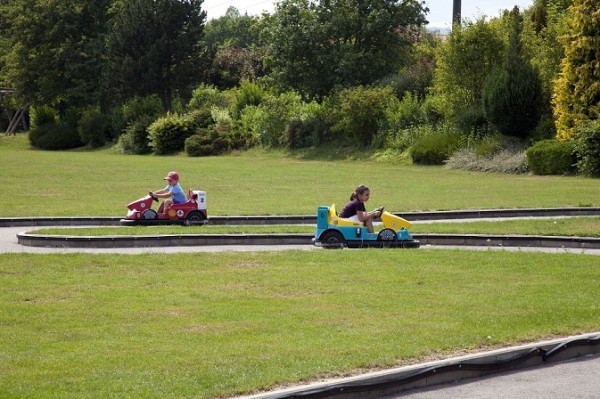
left=237, top=333, right=600, bottom=399
left=2, top=207, right=599, bottom=227
left=16, top=232, right=600, bottom=249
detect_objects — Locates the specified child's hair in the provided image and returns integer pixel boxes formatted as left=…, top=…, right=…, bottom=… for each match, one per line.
left=350, top=184, right=370, bottom=201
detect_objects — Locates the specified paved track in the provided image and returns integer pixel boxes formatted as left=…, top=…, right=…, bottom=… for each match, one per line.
left=0, top=226, right=313, bottom=254
left=396, top=354, right=600, bottom=399
left=3, top=225, right=600, bottom=255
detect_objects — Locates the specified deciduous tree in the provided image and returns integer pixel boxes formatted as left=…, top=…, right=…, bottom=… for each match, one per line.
left=105, top=0, right=207, bottom=112
left=0, top=0, right=111, bottom=111
left=264, top=0, right=428, bottom=100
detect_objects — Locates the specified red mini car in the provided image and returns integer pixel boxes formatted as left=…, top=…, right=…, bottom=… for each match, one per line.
left=120, top=190, right=208, bottom=226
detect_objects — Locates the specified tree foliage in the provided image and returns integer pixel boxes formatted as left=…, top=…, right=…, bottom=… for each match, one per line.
left=483, top=8, right=544, bottom=139
left=522, top=0, right=570, bottom=109
left=553, top=0, right=600, bottom=140
left=0, top=0, right=111, bottom=110
left=431, top=18, right=505, bottom=123
left=105, top=0, right=207, bottom=112
left=202, top=7, right=267, bottom=88
left=264, top=0, right=428, bottom=99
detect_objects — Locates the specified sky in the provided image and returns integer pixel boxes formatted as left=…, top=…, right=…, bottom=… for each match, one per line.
left=202, top=0, right=535, bottom=28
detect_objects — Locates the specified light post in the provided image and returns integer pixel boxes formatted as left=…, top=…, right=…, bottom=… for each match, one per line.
left=452, top=0, right=461, bottom=27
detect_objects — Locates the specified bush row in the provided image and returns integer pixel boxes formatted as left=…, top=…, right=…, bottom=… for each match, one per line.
left=26, top=83, right=600, bottom=177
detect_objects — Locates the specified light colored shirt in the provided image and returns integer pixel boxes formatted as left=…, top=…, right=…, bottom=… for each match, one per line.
left=165, top=183, right=186, bottom=204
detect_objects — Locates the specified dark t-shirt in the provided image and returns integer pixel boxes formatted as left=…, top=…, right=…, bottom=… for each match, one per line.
left=339, top=199, right=366, bottom=218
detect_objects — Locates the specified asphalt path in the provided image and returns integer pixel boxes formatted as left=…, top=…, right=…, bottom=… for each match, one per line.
left=395, top=354, right=600, bottom=399
left=0, top=226, right=313, bottom=254
left=3, top=225, right=600, bottom=255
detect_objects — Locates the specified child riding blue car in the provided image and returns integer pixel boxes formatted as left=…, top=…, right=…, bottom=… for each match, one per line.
left=313, top=204, right=420, bottom=248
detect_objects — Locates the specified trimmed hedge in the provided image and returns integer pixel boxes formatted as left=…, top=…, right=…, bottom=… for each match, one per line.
left=526, top=139, right=576, bottom=175
left=573, top=120, right=600, bottom=177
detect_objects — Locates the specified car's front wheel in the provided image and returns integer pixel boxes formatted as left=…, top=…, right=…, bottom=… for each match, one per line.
left=142, top=209, right=157, bottom=220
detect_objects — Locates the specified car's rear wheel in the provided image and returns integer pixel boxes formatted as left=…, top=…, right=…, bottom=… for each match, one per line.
left=185, top=210, right=206, bottom=225
left=320, top=230, right=345, bottom=249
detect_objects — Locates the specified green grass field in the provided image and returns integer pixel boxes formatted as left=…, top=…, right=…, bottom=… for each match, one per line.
left=1, top=250, right=599, bottom=398
left=1, top=133, right=599, bottom=217
left=1, top=133, right=599, bottom=398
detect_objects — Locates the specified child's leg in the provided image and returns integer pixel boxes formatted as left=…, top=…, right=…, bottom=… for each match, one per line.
left=158, top=199, right=173, bottom=213
left=365, top=218, right=374, bottom=233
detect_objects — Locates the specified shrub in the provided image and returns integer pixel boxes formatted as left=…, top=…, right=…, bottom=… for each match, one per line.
left=227, top=128, right=256, bottom=150
left=188, top=84, right=232, bottom=110
left=148, top=113, right=196, bottom=155
left=115, top=114, right=155, bottom=154
left=78, top=107, right=109, bottom=148
left=327, top=86, right=396, bottom=147
left=526, top=139, right=576, bottom=175
left=573, top=120, right=600, bottom=177
left=29, top=106, right=83, bottom=150
left=410, top=131, right=461, bottom=165
left=185, top=108, right=214, bottom=129
left=211, top=106, right=233, bottom=133
left=455, top=106, right=489, bottom=135
left=530, top=117, right=557, bottom=143
left=105, top=107, right=127, bottom=142
left=185, top=128, right=231, bottom=157
left=238, top=105, right=263, bottom=142
left=121, top=95, right=163, bottom=127
left=382, top=123, right=437, bottom=153
left=113, top=95, right=163, bottom=149
left=30, top=105, right=58, bottom=127
left=377, top=92, right=423, bottom=148
left=29, top=122, right=83, bottom=150
left=246, top=92, right=303, bottom=148
left=231, top=80, right=268, bottom=118
left=185, top=129, right=214, bottom=157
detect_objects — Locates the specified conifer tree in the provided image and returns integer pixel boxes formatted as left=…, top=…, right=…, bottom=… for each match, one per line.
left=482, top=7, right=543, bottom=139
left=553, top=0, right=600, bottom=140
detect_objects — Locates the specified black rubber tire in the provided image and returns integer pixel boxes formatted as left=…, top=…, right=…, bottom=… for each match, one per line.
left=319, top=230, right=346, bottom=249
left=185, top=210, right=206, bottom=225
left=142, top=209, right=158, bottom=220
left=377, top=228, right=397, bottom=241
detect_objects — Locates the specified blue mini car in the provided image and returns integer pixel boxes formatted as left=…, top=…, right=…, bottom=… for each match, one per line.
left=313, top=204, right=420, bottom=249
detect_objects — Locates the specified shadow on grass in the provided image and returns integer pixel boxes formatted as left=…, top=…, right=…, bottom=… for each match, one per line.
left=285, top=145, right=411, bottom=164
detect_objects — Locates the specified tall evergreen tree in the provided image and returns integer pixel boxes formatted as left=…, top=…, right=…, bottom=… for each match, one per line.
left=553, top=0, right=600, bottom=140
left=105, top=0, right=207, bottom=112
left=482, top=7, right=543, bottom=139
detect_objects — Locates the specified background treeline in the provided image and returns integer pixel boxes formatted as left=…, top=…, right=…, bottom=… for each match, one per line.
left=0, top=0, right=598, bottom=176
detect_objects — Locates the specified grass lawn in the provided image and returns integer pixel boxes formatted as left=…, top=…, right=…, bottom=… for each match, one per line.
left=1, top=133, right=599, bottom=217
left=2, top=133, right=599, bottom=399
left=31, top=216, right=600, bottom=237
left=1, top=250, right=599, bottom=398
